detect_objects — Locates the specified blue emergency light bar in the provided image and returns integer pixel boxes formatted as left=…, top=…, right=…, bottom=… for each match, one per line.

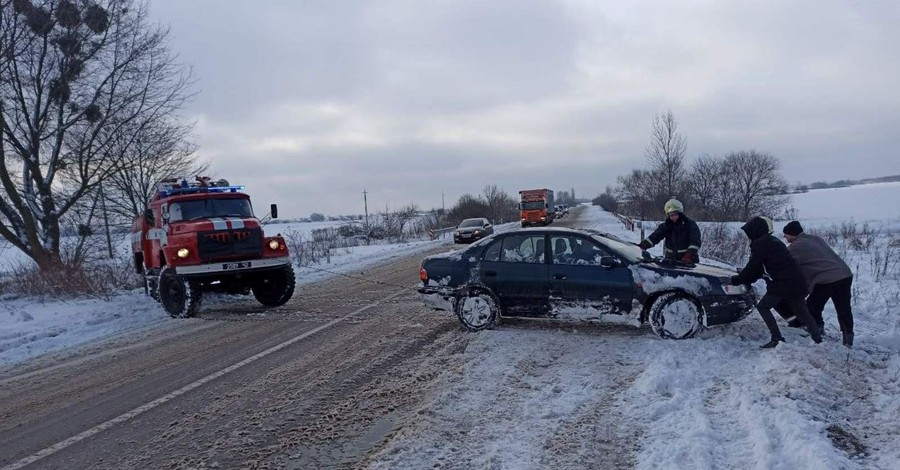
left=158, top=185, right=246, bottom=198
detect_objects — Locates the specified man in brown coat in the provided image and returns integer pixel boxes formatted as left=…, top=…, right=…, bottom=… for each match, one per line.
left=782, top=221, right=855, bottom=347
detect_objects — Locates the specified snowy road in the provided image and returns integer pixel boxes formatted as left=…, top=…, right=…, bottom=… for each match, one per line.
left=0, top=247, right=470, bottom=469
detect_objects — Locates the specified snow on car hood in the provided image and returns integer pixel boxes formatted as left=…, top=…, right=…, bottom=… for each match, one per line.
left=629, top=264, right=714, bottom=296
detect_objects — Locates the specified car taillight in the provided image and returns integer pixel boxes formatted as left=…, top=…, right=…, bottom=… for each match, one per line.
left=419, top=267, right=427, bottom=282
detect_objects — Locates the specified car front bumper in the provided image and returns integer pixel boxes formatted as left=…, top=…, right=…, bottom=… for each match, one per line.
left=701, top=293, right=756, bottom=326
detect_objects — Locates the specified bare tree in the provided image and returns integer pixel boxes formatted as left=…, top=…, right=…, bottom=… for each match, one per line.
left=481, top=184, right=517, bottom=224
left=103, top=120, right=203, bottom=225
left=646, top=110, right=687, bottom=198
left=0, top=0, right=194, bottom=271
left=724, top=150, right=790, bottom=220
left=616, top=169, right=665, bottom=220
left=685, top=153, right=722, bottom=220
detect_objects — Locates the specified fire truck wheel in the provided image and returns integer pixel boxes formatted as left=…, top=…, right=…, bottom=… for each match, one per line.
left=158, top=267, right=203, bottom=318
left=252, top=265, right=296, bottom=307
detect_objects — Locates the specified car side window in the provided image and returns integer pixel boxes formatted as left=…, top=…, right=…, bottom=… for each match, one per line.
left=500, top=235, right=545, bottom=264
left=482, top=239, right=502, bottom=262
left=568, top=237, right=612, bottom=266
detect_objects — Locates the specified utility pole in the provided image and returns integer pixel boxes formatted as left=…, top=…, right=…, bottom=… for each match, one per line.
left=441, top=191, right=445, bottom=213
left=363, top=189, right=369, bottom=230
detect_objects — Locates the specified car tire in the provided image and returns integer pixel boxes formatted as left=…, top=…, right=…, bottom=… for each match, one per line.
left=158, top=267, right=203, bottom=318
left=649, top=292, right=704, bottom=339
left=455, top=287, right=499, bottom=331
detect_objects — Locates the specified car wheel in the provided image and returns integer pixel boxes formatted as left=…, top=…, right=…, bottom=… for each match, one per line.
left=649, top=292, right=704, bottom=339
left=455, top=287, right=499, bottom=331
left=158, top=267, right=202, bottom=318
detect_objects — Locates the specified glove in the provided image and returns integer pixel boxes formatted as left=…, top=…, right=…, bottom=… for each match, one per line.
left=681, top=252, right=697, bottom=264
left=638, top=240, right=652, bottom=250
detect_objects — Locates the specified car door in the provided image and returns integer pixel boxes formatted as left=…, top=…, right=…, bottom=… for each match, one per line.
left=548, top=235, right=633, bottom=318
left=479, top=233, right=549, bottom=314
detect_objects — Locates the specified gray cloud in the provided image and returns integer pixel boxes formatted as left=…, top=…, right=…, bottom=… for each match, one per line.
left=150, top=0, right=900, bottom=218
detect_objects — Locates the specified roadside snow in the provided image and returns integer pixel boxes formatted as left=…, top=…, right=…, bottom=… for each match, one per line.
left=0, top=235, right=449, bottom=367
left=369, top=205, right=900, bottom=470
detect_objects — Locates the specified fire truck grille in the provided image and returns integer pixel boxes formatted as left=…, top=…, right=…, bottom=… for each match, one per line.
left=197, top=228, right=263, bottom=260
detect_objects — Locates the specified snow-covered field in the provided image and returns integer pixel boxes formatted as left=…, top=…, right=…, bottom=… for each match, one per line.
left=790, top=182, right=900, bottom=225
left=370, top=204, right=900, bottom=469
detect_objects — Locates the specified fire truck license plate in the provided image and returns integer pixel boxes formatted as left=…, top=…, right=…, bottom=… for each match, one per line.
left=223, top=261, right=251, bottom=270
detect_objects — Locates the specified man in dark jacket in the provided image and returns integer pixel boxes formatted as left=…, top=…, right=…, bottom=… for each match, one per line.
left=638, top=198, right=702, bottom=263
left=783, top=221, right=855, bottom=347
left=730, top=216, right=823, bottom=348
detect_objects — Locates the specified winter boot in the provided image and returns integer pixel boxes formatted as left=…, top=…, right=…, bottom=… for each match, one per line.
left=807, top=326, right=823, bottom=344
left=842, top=331, right=854, bottom=348
left=760, top=337, right=785, bottom=349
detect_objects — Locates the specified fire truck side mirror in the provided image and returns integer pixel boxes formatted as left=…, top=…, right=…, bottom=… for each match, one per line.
left=270, top=204, right=278, bottom=219
left=144, top=208, right=154, bottom=225
left=161, top=208, right=170, bottom=223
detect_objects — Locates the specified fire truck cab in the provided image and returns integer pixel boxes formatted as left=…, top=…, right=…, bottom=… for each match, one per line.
left=132, top=177, right=294, bottom=318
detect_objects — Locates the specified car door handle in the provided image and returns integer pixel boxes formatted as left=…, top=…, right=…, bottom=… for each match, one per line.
left=484, top=271, right=497, bottom=277
left=553, top=274, right=567, bottom=280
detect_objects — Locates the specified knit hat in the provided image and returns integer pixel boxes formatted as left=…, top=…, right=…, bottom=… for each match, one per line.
left=783, top=220, right=804, bottom=236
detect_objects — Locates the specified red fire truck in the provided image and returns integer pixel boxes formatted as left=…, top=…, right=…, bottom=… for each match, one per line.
left=131, top=177, right=294, bottom=318
left=518, top=188, right=556, bottom=227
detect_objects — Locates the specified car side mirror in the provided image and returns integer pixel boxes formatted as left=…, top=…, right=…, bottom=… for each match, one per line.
left=600, top=256, right=621, bottom=268
left=270, top=204, right=278, bottom=219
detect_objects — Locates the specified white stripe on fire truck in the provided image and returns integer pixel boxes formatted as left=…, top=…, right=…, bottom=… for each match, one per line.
left=209, top=218, right=228, bottom=230
left=226, top=217, right=245, bottom=229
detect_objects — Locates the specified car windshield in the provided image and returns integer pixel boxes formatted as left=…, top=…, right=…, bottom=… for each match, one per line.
left=589, top=232, right=646, bottom=262
left=169, top=198, right=254, bottom=222
left=459, top=219, right=484, bottom=228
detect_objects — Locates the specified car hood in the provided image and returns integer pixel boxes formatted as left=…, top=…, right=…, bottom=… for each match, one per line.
left=641, top=260, right=736, bottom=278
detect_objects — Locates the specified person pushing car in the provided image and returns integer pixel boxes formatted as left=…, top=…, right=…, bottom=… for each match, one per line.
left=730, top=216, right=823, bottom=348
left=639, top=198, right=702, bottom=263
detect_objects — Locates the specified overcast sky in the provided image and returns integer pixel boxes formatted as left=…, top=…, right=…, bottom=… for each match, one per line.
left=149, top=0, right=900, bottom=219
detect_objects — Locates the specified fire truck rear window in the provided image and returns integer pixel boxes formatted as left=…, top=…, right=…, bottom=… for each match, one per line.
left=170, top=199, right=253, bottom=221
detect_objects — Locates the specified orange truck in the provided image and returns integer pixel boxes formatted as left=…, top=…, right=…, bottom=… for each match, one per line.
left=131, top=177, right=294, bottom=318
left=518, top=188, right=556, bottom=227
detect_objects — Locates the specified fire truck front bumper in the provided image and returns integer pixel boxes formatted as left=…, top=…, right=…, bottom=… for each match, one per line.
left=174, top=257, right=292, bottom=277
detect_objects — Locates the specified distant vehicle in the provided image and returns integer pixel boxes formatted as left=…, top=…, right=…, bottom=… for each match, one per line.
left=553, top=205, right=566, bottom=218
left=418, top=227, right=755, bottom=339
left=561, top=204, right=570, bottom=215
left=131, top=177, right=295, bottom=318
left=454, top=218, right=494, bottom=244
left=519, top=188, right=555, bottom=227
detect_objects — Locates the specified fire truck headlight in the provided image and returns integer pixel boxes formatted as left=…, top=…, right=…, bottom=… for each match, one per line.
left=177, top=248, right=190, bottom=258
left=268, top=240, right=280, bottom=250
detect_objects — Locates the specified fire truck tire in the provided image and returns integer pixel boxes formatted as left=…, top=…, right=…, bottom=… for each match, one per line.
left=252, top=265, right=296, bottom=307
left=158, top=268, right=203, bottom=318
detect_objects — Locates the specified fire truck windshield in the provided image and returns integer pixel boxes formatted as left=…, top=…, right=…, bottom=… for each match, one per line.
left=168, top=198, right=253, bottom=222
left=520, top=201, right=545, bottom=210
